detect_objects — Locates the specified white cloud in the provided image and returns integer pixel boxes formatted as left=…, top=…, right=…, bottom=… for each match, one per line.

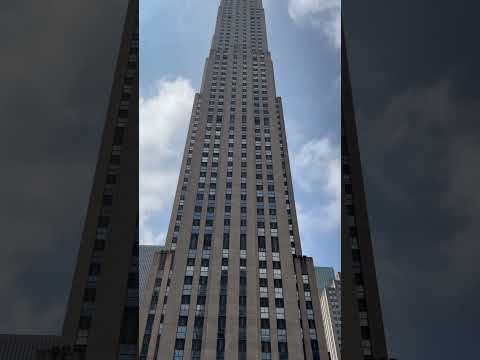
left=292, top=138, right=341, bottom=234
left=139, top=77, right=195, bottom=245
left=291, top=137, right=340, bottom=265
left=288, top=0, right=341, bottom=48
left=293, top=137, right=340, bottom=202
left=141, top=228, right=167, bottom=246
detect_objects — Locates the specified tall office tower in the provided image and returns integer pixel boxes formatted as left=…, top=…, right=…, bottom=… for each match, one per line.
left=314, top=267, right=336, bottom=291
left=49, top=0, right=139, bottom=358
left=319, top=275, right=342, bottom=360
left=140, top=245, right=164, bottom=301
left=139, top=1, right=329, bottom=359
left=341, top=29, right=389, bottom=360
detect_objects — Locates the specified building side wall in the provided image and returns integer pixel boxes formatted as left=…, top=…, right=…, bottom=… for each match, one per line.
left=341, top=28, right=389, bottom=360
left=61, top=2, right=139, bottom=359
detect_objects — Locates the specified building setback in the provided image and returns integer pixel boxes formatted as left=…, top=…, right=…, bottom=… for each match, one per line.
left=140, top=1, right=329, bottom=359
left=341, top=27, right=390, bottom=359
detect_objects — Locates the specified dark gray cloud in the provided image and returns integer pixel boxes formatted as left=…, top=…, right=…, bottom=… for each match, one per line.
left=0, top=0, right=127, bottom=334
left=344, top=0, right=480, bottom=358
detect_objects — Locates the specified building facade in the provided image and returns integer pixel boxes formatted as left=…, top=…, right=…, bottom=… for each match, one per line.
left=341, top=27, right=389, bottom=360
left=319, top=275, right=342, bottom=360
left=140, top=1, right=329, bottom=359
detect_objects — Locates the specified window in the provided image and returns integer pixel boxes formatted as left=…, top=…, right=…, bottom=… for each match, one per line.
left=260, top=319, right=270, bottom=329
left=271, top=237, right=279, bottom=252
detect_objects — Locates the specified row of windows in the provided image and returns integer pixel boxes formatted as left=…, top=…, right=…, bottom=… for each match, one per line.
left=254, top=139, right=291, bottom=360
left=175, top=92, right=238, bottom=360
left=298, top=272, right=321, bottom=360
left=141, top=264, right=172, bottom=359
left=214, top=112, right=238, bottom=359
left=238, top=124, right=248, bottom=358
left=341, top=149, right=373, bottom=359
left=171, top=98, right=205, bottom=249
left=218, top=35, right=263, bottom=42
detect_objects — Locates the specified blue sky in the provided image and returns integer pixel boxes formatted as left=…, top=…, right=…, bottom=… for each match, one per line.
left=139, top=0, right=340, bottom=272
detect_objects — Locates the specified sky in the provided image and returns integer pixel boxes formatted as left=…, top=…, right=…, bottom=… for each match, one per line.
left=344, top=0, right=480, bottom=358
left=139, top=0, right=341, bottom=272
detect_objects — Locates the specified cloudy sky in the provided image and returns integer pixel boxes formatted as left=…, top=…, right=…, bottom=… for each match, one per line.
left=139, top=0, right=341, bottom=271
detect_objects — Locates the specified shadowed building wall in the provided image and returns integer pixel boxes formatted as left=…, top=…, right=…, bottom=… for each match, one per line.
left=341, top=27, right=389, bottom=360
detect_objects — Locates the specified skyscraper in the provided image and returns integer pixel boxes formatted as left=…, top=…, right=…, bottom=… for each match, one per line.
left=341, top=28, right=389, bottom=359
left=140, top=1, right=329, bottom=359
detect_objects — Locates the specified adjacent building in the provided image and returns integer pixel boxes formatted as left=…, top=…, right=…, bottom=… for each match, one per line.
left=139, top=0, right=329, bottom=359
left=341, top=27, right=390, bottom=359
left=39, top=1, right=139, bottom=359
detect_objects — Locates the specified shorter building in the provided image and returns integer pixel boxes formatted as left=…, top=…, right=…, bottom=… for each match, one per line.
left=139, top=247, right=173, bottom=359
left=319, top=273, right=342, bottom=360
left=140, top=245, right=164, bottom=302
left=315, top=267, right=335, bottom=291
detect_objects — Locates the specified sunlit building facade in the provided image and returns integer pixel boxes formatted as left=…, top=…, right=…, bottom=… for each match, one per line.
left=140, top=1, right=329, bottom=359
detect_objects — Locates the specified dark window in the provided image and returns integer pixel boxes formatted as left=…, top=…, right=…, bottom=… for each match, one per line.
left=271, top=237, right=279, bottom=252
left=175, top=339, right=185, bottom=350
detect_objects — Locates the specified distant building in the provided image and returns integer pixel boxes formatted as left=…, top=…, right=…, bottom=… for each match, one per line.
left=314, top=267, right=335, bottom=291
left=139, top=245, right=163, bottom=301
left=319, top=274, right=342, bottom=360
